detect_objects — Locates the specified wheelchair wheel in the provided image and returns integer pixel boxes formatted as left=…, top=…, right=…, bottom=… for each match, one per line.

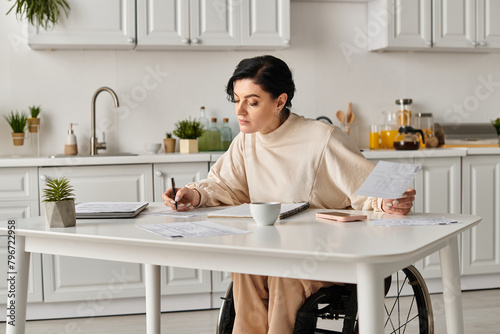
left=216, top=282, right=235, bottom=334
left=383, top=265, right=434, bottom=334
left=216, top=265, right=433, bottom=334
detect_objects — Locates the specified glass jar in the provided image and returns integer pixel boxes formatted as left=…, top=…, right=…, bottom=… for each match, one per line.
left=198, top=106, right=209, bottom=151
left=395, top=98, right=412, bottom=127
left=221, top=118, right=232, bottom=150
left=413, top=112, right=435, bottom=148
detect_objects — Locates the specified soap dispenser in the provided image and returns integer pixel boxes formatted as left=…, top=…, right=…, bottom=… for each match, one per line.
left=65, top=123, right=78, bottom=156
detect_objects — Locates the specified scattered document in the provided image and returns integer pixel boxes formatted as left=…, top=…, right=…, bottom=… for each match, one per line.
left=355, top=161, right=421, bottom=199
left=207, top=203, right=309, bottom=219
left=137, top=221, right=249, bottom=239
left=369, top=217, right=459, bottom=226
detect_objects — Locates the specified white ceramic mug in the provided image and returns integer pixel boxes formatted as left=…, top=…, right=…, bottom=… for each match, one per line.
left=250, top=202, right=281, bottom=226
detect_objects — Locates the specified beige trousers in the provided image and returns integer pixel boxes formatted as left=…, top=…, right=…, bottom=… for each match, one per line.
left=230, top=273, right=334, bottom=334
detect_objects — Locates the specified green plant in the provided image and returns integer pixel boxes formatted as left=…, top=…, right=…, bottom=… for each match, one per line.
left=4, top=110, right=28, bottom=133
left=7, top=0, right=70, bottom=31
left=492, top=118, right=500, bottom=135
left=165, top=132, right=173, bottom=138
left=29, top=105, right=41, bottom=118
left=42, top=177, right=75, bottom=202
left=173, top=118, right=205, bottom=139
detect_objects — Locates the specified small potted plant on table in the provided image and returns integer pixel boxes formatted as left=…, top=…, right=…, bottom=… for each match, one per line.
left=173, top=118, right=205, bottom=154
left=27, top=105, right=41, bottom=133
left=163, top=132, right=176, bottom=153
left=42, top=177, right=76, bottom=228
left=4, top=110, right=28, bottom=146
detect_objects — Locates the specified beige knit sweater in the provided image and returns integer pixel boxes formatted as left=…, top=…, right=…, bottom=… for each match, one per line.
left=187, top=113, right=383, bottom=211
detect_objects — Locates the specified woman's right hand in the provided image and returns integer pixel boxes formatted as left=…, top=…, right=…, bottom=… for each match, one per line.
left=162, top=187, right=200, bottom=211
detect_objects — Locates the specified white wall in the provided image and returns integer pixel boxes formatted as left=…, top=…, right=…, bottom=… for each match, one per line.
left=1, top=1, right=499, bottom=157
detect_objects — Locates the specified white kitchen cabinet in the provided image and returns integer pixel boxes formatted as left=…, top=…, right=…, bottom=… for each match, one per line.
left=240, top=0, right=291, bottom=48
left=28, top=0, right=136, bottom=50
left=29, top=0, right=289, bottom=50
left=413, top=157, right=462, bottom=278
left=136, top=0, right=240, bottom=49
left=368, top=0, right=500, bottom=51
left=153, top=162, right=211, bottom=296
left=0, top=167, right=43, bottom=303
left=38, top=164, right=153, bottom=303
left=461, top=155, right=500, bottom=275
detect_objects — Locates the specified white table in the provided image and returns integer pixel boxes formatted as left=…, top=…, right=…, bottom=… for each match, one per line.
left=1, top=210, right=481, bottom=334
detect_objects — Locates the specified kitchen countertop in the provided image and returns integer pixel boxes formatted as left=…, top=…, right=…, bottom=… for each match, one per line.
left=1, top=147, right=499, bottom=168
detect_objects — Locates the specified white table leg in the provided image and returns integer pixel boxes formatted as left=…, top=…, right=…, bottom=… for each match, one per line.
left=439, top=236, right=464, bottom=334
left=356, top=264, right=385, bottom=334
left=6, top=235, right=30, bottom=334
left=145, top=264, right=161, bottom=334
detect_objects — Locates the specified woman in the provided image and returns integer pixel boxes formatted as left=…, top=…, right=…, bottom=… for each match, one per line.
left=163, top=55, right=415, bottom=333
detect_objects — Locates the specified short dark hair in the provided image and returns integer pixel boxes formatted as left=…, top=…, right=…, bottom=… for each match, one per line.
left=226, top=55, right=296, bottom=112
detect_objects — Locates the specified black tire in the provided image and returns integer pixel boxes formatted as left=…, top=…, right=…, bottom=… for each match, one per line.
left=383, top=265, right=434, bottom=334
left=216, top=282, right=235, bottom=334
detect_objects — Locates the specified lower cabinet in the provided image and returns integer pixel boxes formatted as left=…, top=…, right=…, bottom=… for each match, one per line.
left=0, top=167, right=43, bottom=303
left=461, top=155, right=500, bottom=275
left=153, top=162, right=212, bottom=298
left=38, top=165, right=154, bottom=306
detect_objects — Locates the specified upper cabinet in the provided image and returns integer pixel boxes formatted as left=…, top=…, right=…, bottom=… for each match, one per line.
left=29, top=0, right=136, bottom=50
left=368, top=0, right=500, bottom=51
left=28, top=0, right=290, bottom=50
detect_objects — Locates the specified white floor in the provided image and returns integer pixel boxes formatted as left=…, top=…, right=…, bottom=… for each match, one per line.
left=3, top=289, right=499, bottom=333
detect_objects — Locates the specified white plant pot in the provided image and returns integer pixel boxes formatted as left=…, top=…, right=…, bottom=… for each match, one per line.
left=179, top=139, right=198, bottom=154
left=44, top=199, right=76, bottom=228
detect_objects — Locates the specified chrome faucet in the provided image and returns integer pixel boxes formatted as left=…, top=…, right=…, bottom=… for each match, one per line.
left=90, top=87, right=120, bottom=156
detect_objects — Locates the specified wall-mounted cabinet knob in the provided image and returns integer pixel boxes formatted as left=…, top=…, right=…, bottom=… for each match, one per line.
left=127, top=37, right=135, bottom=43
left=182, top=38, right=190, bottom=45
left=283, top=39, right=290, bottom=46
left=155, top=171, right=163, bottom=177
left=192, top=38, right=200, bottom=45
left=479, top=41, right=486, bottom=47
left=40, top=175, right=47, bottom=181
left=426, top=41, right=433, bottom=47
left=471, top=41, right=478, bottom=47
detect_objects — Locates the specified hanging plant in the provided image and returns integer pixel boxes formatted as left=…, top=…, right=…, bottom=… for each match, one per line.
left=6, top=0, right=71, bottom=31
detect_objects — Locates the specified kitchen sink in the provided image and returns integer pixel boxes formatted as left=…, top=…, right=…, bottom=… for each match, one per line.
left=48, top=153, right=138, bottom=158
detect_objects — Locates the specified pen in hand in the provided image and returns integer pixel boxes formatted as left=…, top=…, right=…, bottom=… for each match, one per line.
left=171, top=177, right=177, bottom=210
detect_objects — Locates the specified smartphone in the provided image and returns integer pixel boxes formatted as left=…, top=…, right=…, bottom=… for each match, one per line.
left=316, top=211, right=367, bottom=222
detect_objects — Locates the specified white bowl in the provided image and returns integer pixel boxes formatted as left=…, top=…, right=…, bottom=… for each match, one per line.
left=250, top=202, right=281, bottom=226
left=144, top=143, right=162, bottom=154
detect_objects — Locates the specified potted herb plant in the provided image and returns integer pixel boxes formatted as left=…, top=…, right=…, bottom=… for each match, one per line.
left=42, top=177, right=76, bottom=228
left=173, top=118, right=205, bottom=154
left=492, top=118, right=500, bottom=141
left=163, top=132, right=176, bottom=153
left=7, top=0, right=70, bottom=31
left=27, top=105, right=41, bottom=133
left=4, top=110, right=28, bottom=146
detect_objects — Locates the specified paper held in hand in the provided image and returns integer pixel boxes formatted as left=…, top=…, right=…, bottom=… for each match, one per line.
left=354, top=161, right=421, bottom=199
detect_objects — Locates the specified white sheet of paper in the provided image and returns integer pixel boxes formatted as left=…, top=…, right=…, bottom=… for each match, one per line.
left=355, top=161, right=421, bottom=199
left=137, top=221, right=249, bottom=239
left=369, top=217, right=459, bottom=226
left=140, top=206, right=225, bottom=218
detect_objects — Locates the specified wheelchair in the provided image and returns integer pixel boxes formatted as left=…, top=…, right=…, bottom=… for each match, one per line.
left=216, top=265, right=433, bottom=334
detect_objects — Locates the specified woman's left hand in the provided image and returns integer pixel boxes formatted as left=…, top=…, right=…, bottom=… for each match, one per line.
left=382, top=188, right=416, bottom=215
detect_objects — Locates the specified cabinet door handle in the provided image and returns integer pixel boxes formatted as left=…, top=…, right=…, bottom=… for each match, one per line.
left=191, top=38, right=200, bottom=45
left=471, top=41, right=478, bottom=47
left=426, top=41, right=433, bottom=47
left=182, top=38, right=190, bottom=45
left=155, top=171, right=163, bottom=177
left=479, top=40, right=486, bottom=47
left=127, top=37, right=135, bottom=44
left=283, top=39, right=290, bottom=46
left=40, top=175, right=47, bottom=181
